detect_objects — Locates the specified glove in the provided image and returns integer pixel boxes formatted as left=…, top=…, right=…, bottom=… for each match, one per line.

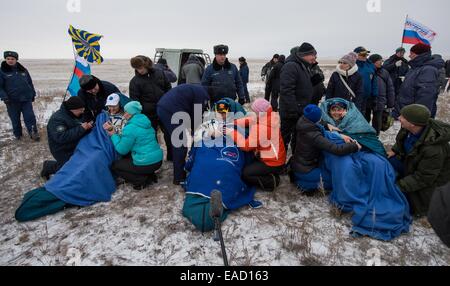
left=2, top=98, right=11, bottom=105
left=311, top=73, right=325, bottom=86
left=238, top=98, right=246, bottom=105
left=395, top=60, right=402, bottom=67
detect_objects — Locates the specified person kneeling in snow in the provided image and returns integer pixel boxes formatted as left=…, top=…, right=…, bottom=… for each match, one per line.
left=290, top=104, right=361, bottom=194
left=105, top=101, right=163, bottom=190
left=388, top=104, right=450, bottom=217
left=182, top=99, right=260, bottom=232
left=40, top=96, right=93, bottom=180
left=225, top=98, right=287, bottom=192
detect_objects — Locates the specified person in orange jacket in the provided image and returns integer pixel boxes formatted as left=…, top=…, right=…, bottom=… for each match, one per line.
left=224, top=98, right=287, bottom=191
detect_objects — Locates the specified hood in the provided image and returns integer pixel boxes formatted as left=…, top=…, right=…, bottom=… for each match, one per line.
left=134, top=67, right=156, bottom=77
left=422, top=119, right=450, bottom=146
left=336, top=63, right=358, bottom=77
left=213, top=58, right=231, bottom=71
left=257, top=108, right=280, bottom=128
left=356, top=59, right=374, bottom=69
left=410, top=52, right=445, bottom=69
left=285, top=54, right=310, bottom=69
left=186, top=55, right=202, bottom=65
left=296, top=116, right=321, bottom=133
left=129, top=113, right=152, bottom=129
left=1, top=61, right=27, bottom=73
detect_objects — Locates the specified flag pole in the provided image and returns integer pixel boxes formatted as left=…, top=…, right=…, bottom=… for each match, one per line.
left=63, top=45, right=78, bottom=102
left=401, top=14, right=409, bottom=49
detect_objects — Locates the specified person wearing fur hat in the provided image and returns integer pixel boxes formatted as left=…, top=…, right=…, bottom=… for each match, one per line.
left=40, top=96, right=93, bottom=179
left=383, top=47, right=410, bottom=99
left=290, top=104, right=361, bottom=194
left=388, top=104, right=450, bottom=216
left=202, top=45, right=245, bottom=104
left=224, top=98, right=287, bottom=191
left=395, top=43, right=445, bottom=118
left=265, top=55, right=285, bottom=111
left=326, top=52, right=364, bottom=104
left=368, top=54, right=395, bottom=135
left=0, top=51, right=40, bottom=141
left=77, top=74, right=121, bottom=123
left=280, top=42, right=318, bottom=153
left=105, top=101, right=163, bottom=190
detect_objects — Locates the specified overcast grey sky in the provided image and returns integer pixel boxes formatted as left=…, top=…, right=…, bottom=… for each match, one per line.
left=0, top=0, right=449, bottom=59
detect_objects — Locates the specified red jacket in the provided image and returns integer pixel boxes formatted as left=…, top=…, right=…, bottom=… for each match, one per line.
left=228, top=108, right=286, bottom=167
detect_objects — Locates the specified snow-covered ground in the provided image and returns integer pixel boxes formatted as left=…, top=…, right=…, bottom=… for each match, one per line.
left=1, top=59, right=449, bottom=266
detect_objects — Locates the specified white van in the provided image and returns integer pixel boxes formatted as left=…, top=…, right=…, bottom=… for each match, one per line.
left=154, top=48, right=211, bottom=87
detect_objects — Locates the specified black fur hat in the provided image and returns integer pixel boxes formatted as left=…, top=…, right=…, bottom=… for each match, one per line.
left=214, top=45, right=229, bottom=55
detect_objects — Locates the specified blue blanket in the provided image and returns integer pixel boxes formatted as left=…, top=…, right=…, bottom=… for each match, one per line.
left=323, top=132, right=411, bottom=241
left=185, top=122, right=256, bottom=210
left=45, top=112, right=118, bottom=206
left=320, top=98, right=386, bottom=156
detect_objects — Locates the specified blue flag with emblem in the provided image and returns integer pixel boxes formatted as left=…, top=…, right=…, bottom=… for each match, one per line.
left=66, top=25, right=104, bottom=97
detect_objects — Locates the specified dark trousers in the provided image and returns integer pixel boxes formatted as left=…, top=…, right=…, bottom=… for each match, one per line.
left=6, top=101, right=37, bottom=138
left=157, top=107, right=190, bottom=182
left=264, top=86, right=280, bottom=112
left=281, top=117, right=298, bottom=154
left=364, top=104, right=383, bottom=135
left=112, top=157, right=162, bottom=186
left=243, top=84, right=250, bottom=102
left=242, top=160, right=283, bottom=191
left=41, top=160, right=65, bottom=177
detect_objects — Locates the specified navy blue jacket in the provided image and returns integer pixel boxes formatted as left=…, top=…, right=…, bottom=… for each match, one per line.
left=78, top=80, right=120, bottom=122
left=356, top=60, right=378, bottom=98
left=0, top=61, right=36, bottom=102
left=154, top=63, right=178, bottom=83
left=157, top=84, right=210, bottom=128
left=396, top=52, right=445, bottom=118
left=202, top=58, right=244, bottom=102
left=326, top=69, right=364, bottom=104
left=239, top=63, right=249, bottom=85
left=47, top=103, right=87, bottom=163
left=372, top=67, right=395, bottom=111
left=383, top=55, right=410, bottom=93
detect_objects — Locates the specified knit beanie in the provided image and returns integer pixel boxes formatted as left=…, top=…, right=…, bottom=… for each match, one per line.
left=251, top=98, right=271, bottom=113
left=303, top=104, right=322, bottom=123
left=64, top=96, right=85, bottom=110
left=410, top=43, right=431, bottom=55
left=124, top=101, right=143, bottom=115
left=400, top=104, right=431, bottom=126
left=297, top=42, right=317, bottom=57
left=340, top=52, right=358, bottom=67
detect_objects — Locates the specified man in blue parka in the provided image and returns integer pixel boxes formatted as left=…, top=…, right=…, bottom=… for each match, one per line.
left=202, top=44, right=245, bottom=104
left=157, top=84, right=216, bottom=185
left=353, top=47, right=379, bottom=121
left=0, top=51, right=40, bottom=141
left=395, top=43, right=445, bottom=118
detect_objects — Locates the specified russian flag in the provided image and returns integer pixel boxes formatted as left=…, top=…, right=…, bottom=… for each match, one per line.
left=402, top=17, right=437, bottom=46
left=68, top=56, right=91, bottom=96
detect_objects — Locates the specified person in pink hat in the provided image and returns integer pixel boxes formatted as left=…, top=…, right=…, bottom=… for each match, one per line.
left=224, top=98, right=287, bottom=191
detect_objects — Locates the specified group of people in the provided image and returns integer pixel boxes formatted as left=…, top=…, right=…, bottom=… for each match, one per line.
left=3, top=42, right=450, bottom=245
